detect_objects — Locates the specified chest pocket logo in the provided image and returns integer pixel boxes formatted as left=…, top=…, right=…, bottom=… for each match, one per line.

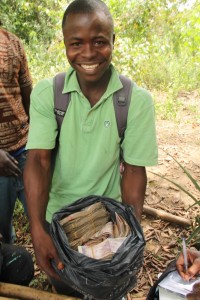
left=104, top=121, right=111, bottom=128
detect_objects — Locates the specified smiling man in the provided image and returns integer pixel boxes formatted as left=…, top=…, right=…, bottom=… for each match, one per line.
left=24, top=0, right=158, bottom=297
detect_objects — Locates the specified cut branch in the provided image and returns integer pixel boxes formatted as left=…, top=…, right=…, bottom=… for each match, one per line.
left=143, top=205, right=191, bottom=227
left=0, top=282, right=79, bottom=300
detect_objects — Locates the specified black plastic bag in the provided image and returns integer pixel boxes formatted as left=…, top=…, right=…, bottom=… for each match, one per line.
left=50, top=195, right=145, bottom=300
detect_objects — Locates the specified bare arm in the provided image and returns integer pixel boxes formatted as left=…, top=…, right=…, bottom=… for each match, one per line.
left=24, top=149, right=63, bottom=278
left=20, top=84, right=32, bottom=117
left=121, top=163, right=147, bottom=222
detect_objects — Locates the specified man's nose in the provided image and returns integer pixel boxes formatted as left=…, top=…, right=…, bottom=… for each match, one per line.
left=82, top=44, right=96, bottom=59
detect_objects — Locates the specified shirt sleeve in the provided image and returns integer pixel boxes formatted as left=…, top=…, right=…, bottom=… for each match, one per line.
left=26, top=78, right=58, bottom=149
left=122, top=85, right=158, bottom=166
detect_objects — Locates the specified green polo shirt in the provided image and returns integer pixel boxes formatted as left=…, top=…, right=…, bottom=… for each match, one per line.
left=27, top=65, right=158, bottom=222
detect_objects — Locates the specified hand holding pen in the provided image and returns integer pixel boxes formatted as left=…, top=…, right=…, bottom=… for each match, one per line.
left=176, top=247, right=200, bottom=281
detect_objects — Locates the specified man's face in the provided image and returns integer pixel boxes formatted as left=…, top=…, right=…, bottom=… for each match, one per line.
left=63, top=11, right=114, bottom=84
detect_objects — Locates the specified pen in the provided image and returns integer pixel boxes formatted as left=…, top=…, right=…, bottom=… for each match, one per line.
left=182, top=237, right=188, bottom=272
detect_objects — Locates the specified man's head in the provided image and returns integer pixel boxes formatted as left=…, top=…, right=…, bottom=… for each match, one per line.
left=62, top=0, right=115, bottom=84
left=62, top=0, right=114, bottom=33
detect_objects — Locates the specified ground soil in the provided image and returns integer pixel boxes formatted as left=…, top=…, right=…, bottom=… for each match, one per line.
left=14, top=91, right=200, bottom=299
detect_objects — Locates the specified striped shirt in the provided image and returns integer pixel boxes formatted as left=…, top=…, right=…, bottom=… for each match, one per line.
left=0, top=28, right=32, bottom=151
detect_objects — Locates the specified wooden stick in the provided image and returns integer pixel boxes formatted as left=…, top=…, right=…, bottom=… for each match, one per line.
left=0, top=282, right=80, bottom=300
left=143, top=205, right=191, bottom=227
left=0, top=297, right=19, bottom=300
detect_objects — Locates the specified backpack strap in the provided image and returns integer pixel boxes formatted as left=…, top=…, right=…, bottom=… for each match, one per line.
left=53, top=72, right=70, bottom=131
left=114, top=74, right=134, bottom=140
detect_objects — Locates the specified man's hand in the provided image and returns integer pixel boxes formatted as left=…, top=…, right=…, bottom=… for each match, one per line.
left=176, top=248, right=200, bottom=281
left=0, top=150, right=21, bottom=176
left=32, top=228, right=64, bottom=279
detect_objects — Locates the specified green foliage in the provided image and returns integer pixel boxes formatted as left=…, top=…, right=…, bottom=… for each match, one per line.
left=2, top=0, right=199, bottom=120
left=0, top=0, right=63, bottom=44
left=25, top=39, right=67, bottom=84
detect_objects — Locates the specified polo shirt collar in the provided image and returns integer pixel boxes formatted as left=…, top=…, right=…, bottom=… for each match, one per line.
left=62, top=64, right=123, bottom=98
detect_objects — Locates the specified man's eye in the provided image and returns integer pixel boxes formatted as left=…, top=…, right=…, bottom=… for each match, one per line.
left=71, top=42, right=81, bottom=47
left=95, top=41, right=105, bottom=46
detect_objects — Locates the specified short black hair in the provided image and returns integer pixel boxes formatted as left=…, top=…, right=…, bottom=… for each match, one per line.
left=62, top=0, right=114, bottom=31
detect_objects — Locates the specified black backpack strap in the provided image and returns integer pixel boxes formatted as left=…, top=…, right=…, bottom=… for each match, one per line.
left=113, top=74, right=134, bottom=140
left=53, top=72, right=71, bottom=131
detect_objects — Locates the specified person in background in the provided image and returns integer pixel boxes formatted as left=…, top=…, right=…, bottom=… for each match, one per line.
left=0, top=23, right=32, bottom=243
left=24, top=0, right=158, bottom=297
left=0, top=233, right=34, bottom=286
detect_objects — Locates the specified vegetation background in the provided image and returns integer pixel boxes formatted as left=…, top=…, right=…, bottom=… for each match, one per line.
left=0, top=0, right=199, bottom=297
left=0, top=0, right=199, bottom=122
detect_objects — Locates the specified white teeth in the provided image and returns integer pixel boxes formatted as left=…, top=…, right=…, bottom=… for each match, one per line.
left=81, top=64, right=99, bottom=70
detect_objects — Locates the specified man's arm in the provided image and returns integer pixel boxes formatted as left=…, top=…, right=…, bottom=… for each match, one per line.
left=121, top=162, right=147, bottom=222
left=20, top=84, right=32, bottom=117
left=24, top=149, right=63, bottom=278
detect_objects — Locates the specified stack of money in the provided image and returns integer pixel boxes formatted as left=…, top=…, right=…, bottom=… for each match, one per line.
left=78, top=212, right=131, bottom=259
left=59, top=202, right=131, bottom=259
left=113, top=212, right=131, bottom=237
left=59, top=202, right=110, bottom=250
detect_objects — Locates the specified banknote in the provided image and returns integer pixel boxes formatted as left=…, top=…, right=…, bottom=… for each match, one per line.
left=78, top=237, right=126, bottom=260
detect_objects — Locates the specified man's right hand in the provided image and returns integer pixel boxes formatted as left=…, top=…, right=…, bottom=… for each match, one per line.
left=32, top=228, right=64, bottom=279
left=176, top=248, right=200, bottom=281
left=0, top=150, right=21, bottom=176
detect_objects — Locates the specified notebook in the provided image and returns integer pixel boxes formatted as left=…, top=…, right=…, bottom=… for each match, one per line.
left=158, top=270, right=200, bottom=299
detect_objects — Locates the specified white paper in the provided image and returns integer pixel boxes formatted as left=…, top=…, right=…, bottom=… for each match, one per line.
left=159, top=271, right=200, bottom=296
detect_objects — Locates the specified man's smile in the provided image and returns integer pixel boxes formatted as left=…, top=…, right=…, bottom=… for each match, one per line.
left=79, top=63, right=100, bottom=71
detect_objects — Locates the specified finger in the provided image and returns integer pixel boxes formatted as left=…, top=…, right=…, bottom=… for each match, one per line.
left=57, top=261, right=65, bottom=270
left=7, top=153, right=19, bottom=165
left=176, top=263, right=185, bottom=274
left=38, top=257, right=60, bottom=280
left=187, top=264, right=200, bottom=280
left=7, top=163, right=21, bottom=176
left=176, top=255, right=185, bottom=276
left=4, top=166, right=21, bottom=177
left=178, top=270, right=190, bottom=281
left=176, top=253, right=184, bottom=266
left=46, top=261, right=61, bottom=280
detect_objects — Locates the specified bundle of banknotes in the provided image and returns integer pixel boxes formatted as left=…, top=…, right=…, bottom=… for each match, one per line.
left=59, top=201, right=131, bottom=259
